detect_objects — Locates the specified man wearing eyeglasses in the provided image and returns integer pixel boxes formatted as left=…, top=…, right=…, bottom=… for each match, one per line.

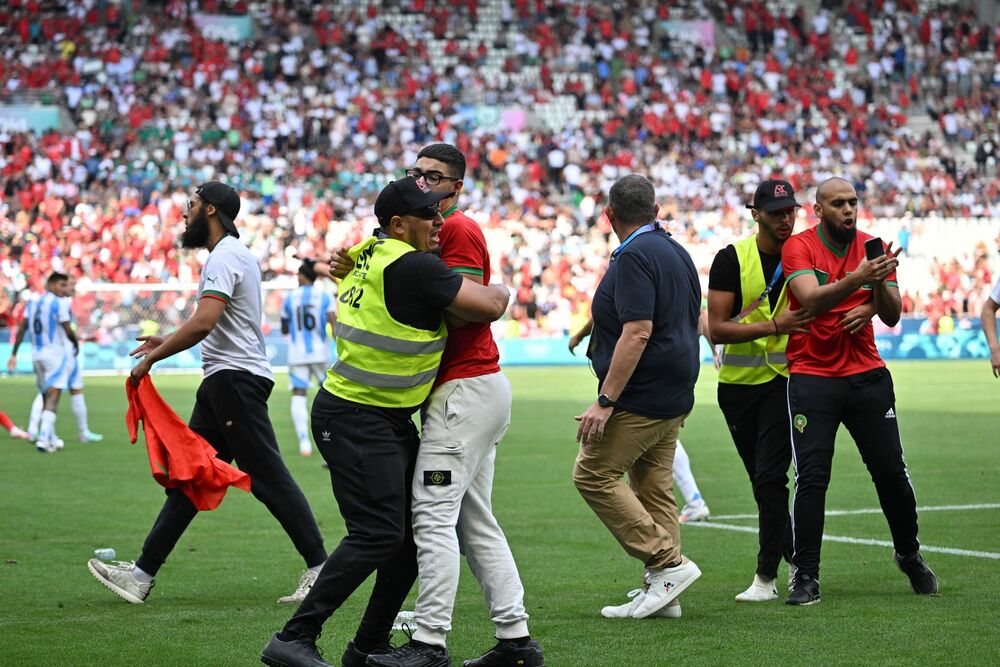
left=320, top=146, right=543, bottom=667
left=365, top=144, right=545, bottom=667
left=262, top=176, right=512, bottom=667
left=87, top=182, right=329, bottom=606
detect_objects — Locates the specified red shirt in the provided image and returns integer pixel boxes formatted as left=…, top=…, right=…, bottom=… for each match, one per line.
left=782, top=225, right=896, bottom=377
left=435, top=207, right=501, bottom=386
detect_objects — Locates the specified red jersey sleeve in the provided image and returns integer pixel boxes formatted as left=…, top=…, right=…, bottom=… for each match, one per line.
left=439, top=215, right=487, bottom=277
left=781, top=232, right=815, bottom=282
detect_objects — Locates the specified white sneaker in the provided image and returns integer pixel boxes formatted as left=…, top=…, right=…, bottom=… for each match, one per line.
left=632, top=558, right=702, bottom=619
left=9, top=426, right=29, bottom=440
left=80, top=430, right=104, bottom=442
left=52, top=437, right=65, bottom=450
left=393, top=609, right=418, bottom=630
left=298, top=440, right=312, bottom=456
left=35, top=440, right=57, bottom=453
left=277, top=567, right=319, bottom=604
left=679, top=499, right=710, bottom=523
left=87, top=559, right=153, bottom=604
left=601, top=589, right=682, bottom=618
left=735, top=574, right=778, bottom=602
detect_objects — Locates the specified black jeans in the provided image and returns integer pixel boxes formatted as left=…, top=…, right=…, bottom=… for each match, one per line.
left=718, top=375, right=793, bottom=580
left=283, top=389, right=419, bottom=650
left=136, top=370, right=327, bottom=575
left=787, top=369, right=920, bottom=580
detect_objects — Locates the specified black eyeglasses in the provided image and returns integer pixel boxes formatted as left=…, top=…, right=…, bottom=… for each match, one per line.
left=406, top=168, right=460, bottom=187
left=406, top=204, right=441, bottom=220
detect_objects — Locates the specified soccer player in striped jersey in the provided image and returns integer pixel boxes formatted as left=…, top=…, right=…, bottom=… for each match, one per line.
left=26, top=275, right=104, bottom=443
left=281, top=261, right=337, bottom=456
left=7, top=272, right=77, bottom=452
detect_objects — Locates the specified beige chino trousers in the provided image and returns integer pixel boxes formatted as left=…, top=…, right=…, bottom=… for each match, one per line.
left=573, top=409, right=687, bottom=570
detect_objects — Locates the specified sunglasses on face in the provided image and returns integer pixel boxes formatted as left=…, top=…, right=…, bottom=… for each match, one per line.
left=406, top=204, right=441, bottom=220
left=405, top=168, right=460, bottom=187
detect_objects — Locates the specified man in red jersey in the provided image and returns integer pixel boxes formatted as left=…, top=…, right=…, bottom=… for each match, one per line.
left=344, top=144, right=544, bottom=667
left=781, top=177, right=937, bottom=606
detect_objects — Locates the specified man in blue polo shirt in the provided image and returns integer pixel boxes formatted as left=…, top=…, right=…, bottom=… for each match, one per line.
left=573, top=174, right=703, bottom=620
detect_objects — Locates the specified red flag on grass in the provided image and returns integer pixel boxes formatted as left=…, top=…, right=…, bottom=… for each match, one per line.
left=125, top=376, right=251, bottom=510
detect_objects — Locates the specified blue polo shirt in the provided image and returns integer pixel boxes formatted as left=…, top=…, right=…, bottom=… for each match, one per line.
left=588, top=229, right=701, bottom=419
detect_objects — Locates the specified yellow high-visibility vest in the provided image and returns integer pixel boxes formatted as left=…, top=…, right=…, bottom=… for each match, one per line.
left=717, top=235, right=789, bottom=385
left=323, top=237, right=447, bottom=408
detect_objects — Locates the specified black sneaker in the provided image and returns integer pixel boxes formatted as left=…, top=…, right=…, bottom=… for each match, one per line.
left=261, top=632, right=333, bottom=667
left=785, top=574, right=821, bottom=606
left=343, top=640, right=392, bottom=667
left=463, top=638, right=546, bottom=667
left=894, top=551, right=939, bottom=595
left=365, top=640, right=450, bottom=667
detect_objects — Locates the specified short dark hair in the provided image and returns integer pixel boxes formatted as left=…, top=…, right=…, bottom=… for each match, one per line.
left=47, top=271, right=68, bottom=285
left=298, top=260, right=317, bottom=283
left=417, top=143, right=466, bottom=179
left=609, top=175, right=657, bottom=227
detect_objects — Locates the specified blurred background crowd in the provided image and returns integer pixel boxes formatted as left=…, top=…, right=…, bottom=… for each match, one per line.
left=0, top=0, right=997, bottom=342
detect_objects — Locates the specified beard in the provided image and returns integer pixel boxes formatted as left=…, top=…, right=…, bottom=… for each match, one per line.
left=827, top=221, right=857, bottom=245
left=180, top=209, right=210, bottom=249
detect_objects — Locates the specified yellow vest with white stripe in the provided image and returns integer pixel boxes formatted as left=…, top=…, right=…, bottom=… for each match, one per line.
left=717, top=235, right=790, bottom=385
left=323, top=237, right=448, bottom=408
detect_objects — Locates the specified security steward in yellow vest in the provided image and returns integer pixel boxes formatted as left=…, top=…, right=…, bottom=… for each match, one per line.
left=266, top=177, right=511, bottom=667
left=706, top=180, right=816, bottom=603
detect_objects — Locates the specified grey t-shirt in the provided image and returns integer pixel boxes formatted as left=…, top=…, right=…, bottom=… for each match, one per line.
left=198, top=235, right=273, bottom=381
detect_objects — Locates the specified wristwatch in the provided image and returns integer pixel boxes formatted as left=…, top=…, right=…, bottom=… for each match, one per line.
left=597, top=394, right=618, bottom=408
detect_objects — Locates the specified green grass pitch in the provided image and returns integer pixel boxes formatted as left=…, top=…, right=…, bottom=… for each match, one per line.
left=1, top=361, right=997, bottom=666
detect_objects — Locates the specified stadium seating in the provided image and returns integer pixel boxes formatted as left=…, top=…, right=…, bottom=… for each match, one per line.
left=0, top=0, right=997, bottom=337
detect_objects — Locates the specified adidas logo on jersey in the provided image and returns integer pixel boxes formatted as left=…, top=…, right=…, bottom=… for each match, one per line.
left=885, top=408, right=896, bottom=419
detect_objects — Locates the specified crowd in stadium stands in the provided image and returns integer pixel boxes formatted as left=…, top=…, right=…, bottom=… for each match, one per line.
left=0, top=0, right=998, bottom=339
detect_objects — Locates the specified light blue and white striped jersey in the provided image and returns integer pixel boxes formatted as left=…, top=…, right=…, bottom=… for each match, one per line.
left=61, top=296, right=78, bottom=354
left=23, top=290, right=71, bottom=354
left=282, top=285, right=335, bottom=365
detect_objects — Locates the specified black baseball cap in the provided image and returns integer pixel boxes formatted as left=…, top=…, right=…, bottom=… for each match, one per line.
left=196, top=182, right=241, bottom=238
left=747, top=179, right=800, bottom=212
left=374, top=176, right=450, bottom=226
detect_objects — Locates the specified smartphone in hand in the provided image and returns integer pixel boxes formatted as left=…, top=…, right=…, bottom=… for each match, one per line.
left=864, top=237, right=885, bottom=260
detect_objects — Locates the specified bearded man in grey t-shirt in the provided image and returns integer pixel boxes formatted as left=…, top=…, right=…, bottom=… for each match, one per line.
left=87, top=182, right=327, bottom=606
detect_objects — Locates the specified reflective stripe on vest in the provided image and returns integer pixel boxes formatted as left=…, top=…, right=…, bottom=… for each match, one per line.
left=717, top=235, right=790, bottom=385
left=330, top=359, right=440, bottom=389
left=323, top=237, right=447, bottom=408
left=336, top=322, right=448, bottom=356
left=718, top=352, right=788, bottom=368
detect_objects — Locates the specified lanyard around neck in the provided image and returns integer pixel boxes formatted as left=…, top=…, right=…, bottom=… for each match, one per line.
left=732, top=261, right=784, bottom=322
left=611, top=222, right=659, bottom=259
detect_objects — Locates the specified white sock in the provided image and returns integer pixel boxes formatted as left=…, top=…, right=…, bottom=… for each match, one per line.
left=291, top=394, right=309, bottom=444
left=72, top=393, right=89, bottom=435
left=133, top=565, right=155, bottom=583
left=673, top=440, right=703, bottom=505
left=307, top=564, right=323, bottom=575
left=40, top=410, right=57, bottom=443
left=29, top=393, right=43, bottom=436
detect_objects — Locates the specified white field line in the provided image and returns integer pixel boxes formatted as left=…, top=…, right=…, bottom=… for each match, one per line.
left=710, top=503, right=1000, bottom=521
left=685, top=521, right=1000, bottom=560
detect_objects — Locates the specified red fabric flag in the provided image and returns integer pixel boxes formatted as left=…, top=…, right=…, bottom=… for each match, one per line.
left=125, top=376, right=251, bottom=510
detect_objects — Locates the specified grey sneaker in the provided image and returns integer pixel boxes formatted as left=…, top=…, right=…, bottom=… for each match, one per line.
left=278, top=568, right=320, bottom=604
left=87, top=559, right=153, bottom=604
left=260, top=633, right=332, bottom=667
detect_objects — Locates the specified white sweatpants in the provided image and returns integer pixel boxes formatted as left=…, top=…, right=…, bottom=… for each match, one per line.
left=411, top=372, right=529, bottom=647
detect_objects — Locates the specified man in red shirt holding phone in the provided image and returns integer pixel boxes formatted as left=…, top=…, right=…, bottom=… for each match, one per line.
left=781, top=177, right=937, bottom=606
